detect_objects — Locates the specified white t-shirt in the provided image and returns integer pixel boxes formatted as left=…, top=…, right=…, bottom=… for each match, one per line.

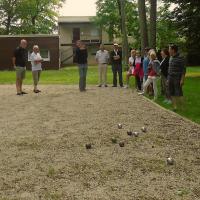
left=95, top=50, right=109, bottom=64
left=30, top=52, right=42, bottom=71
left=129, top=56, right=135, bottom=66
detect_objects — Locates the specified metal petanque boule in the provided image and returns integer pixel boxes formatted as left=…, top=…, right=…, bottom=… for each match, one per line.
left=118, top=123, right=123, bottom=129
left=141, top=127, right=147, bottom=133
left=133, top=132, right=139, bottom=137
left=119, top=141, right=125, bottom=147
left=127, top=131, right=133, bottom=136
left=167, top=157, right=174, bottom=165
left=85, top=143, right=92, bottom=149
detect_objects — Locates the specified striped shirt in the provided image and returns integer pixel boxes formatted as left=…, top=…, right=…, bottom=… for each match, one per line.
left=168, top=53, right=186, bottom=76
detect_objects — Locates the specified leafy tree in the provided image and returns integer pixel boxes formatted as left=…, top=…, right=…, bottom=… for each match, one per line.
left=94, top=0, right=140, bottom=48
left=0, top=0, right=65, bottom=34
left=156, top=2, right=181, bottom=49
left=163, top=0, right=200, bottom=65
left=0, top=0, right=21, bottom=34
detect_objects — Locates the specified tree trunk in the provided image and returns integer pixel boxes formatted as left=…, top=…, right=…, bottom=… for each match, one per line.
left=5, top=16, right=11, bottom=34
left=31, top=16, right=37, bottom=34
left=119, top=0, right=129, bottom=68
left=138, top=0, right=149, bottom=54
left=149, top=0, right=157, bottom=49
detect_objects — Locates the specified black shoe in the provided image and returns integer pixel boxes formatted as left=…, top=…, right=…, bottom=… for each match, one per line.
left=112, top=85, right=117, bottom=87
left=120, top=85, right=124, bottom=88
left=16, top=93, right=22, bottom=96
left=33, top=90, right=39, bottom=93
left=104, top=84, right=108, bottom=87
left=98, top=84, right=102, bottom=87
left=21, top=91, right=28, bottom=94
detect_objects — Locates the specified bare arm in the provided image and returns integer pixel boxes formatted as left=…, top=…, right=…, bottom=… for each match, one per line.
left=12, top=57, right=16, bottom=69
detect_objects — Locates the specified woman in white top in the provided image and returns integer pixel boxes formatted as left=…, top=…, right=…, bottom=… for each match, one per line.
left=125, top=49, right=136, bottom=88
left=30, top=45, right=43, bottom=93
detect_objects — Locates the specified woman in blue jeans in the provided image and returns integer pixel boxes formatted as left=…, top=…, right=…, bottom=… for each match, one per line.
left=75, top=41, right=88, bottom=92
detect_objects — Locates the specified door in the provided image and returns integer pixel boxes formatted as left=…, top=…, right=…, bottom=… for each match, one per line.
left=73, top=28, right=80, bottom=43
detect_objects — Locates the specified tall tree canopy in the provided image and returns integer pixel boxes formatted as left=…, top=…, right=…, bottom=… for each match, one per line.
left=163, top=0, right=200, bottom=65
left=0, top=0, right=65, bottom=34
left=94, top=0, right=140, bottom=47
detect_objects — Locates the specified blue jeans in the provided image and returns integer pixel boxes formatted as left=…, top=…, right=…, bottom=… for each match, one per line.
left=78, top=64, right=88, bottom=91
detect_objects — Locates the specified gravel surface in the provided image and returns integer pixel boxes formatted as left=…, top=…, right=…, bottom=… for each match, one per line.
left=0, top=85, right=199, bottom=200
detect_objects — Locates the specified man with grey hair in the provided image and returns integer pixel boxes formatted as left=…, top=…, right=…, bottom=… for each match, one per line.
left=12, top=39, right=28, bottom=95
left=95, top=44, right=109, bottom=87
left=30, top=45, right=43, bottom=93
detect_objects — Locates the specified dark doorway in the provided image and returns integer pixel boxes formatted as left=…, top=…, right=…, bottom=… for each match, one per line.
left=73, top=28, right=80, bottom=43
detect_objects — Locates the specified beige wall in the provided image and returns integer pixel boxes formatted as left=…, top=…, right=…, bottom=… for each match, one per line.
left=59, top=22, right=110, bottom=65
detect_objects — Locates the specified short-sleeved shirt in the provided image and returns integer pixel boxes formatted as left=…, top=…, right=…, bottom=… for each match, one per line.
left=96, top=50, right=109, bottom=64
left=13, top=47, right=28, bottom=67
left=30, top=52, right=42, bottom=71
left=129, top=56, right=135, bottom=67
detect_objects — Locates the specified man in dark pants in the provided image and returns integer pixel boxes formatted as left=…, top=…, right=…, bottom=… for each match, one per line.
left=110, top=43, right=123, bottom=87
left=168, top=44, right=186, bottom=111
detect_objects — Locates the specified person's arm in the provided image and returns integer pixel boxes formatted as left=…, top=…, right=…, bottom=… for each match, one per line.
left=12, top=57, right=16, bottom=69
left=12, top=49, right=17, bottom=69
left=95, top=52, right=98, bottom=63
left=180, top=59, right=186, bottom=86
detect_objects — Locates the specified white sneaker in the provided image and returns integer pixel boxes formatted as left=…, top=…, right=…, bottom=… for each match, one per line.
left=124, top=85, right=129, bottom=89
left=138, top=92, right=144, bottom=95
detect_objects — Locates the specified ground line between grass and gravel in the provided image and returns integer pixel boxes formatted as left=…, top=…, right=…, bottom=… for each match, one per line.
left=142, top=95, right=200, bottom=128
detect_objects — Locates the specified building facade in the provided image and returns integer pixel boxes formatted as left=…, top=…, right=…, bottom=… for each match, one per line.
left=0, top=35, right=59, bottom=70
left=58, top=16, right=110, bottom=66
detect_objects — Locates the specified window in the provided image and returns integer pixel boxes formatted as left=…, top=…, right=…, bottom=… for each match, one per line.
left=91, top=29, right=99, bottom=37
left=28, top=49, right=50, bottom=62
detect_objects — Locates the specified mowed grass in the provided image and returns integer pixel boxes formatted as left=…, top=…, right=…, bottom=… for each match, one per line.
left=0, top=66, right=199, bottom=124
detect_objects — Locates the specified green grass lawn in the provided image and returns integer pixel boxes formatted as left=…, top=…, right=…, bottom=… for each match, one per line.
left=0, top=66, right=199, bottom=124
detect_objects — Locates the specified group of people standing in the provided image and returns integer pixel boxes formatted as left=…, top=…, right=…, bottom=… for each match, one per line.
left=128, top=45, right=185, bottom=111
left=75, top=40, right=186, bottom=111
left=12, top=39, right=42, bottom=95
left=13, top=39, right=186, bottom=111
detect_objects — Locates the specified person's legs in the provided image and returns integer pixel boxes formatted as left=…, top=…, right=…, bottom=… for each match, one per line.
left=168, top=75, right=178, bottom=110
left=126, top=73, right=131, bottom=87
left=160, top=74, right=166, bottom=96
left=112, top=65, right=117, bottom=86
left=135, top=75, right=142, bottom=91
left=83, top=65, right=88, bottom=90
left=16, top=67, right=25, bottom=94
left=78, top=65, right=84, bottom=91
left=118, top=65, right=123, bottom=87
left=173, top=76, right=184, bottom=110
left=152, top=77, right=158, bottom=100
left=98, top=64, right=103, bottom=86
left=16, top=78, right=21, bottom=94
left=32, top=71, right=38, bottom=91
left=143, top=78, right=153, bottom=93
left=102, top=64, right=107, bottom=86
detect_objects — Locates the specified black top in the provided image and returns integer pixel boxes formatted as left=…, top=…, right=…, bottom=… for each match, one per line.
left=110, top=50, right=122, bottom=65
left=160, top=56, right=170, bottom=78
left=168, top=53, right=186, bottom=76
left=13, top=47, right=28, bottom=67
left=75, top=48, right=88, bottom=64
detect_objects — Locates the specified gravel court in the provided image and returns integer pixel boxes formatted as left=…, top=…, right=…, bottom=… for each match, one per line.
left=0, top=85, right=199, bottom=200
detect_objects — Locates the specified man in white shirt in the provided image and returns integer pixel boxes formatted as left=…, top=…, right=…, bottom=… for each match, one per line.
left=95, top=44, right=109, bottom=87
left=30, top=45, right=43, bottom=93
